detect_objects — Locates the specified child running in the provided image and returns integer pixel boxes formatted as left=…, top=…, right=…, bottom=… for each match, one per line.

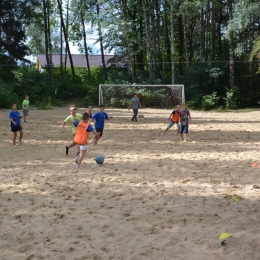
left=22, top=95, right=29, bottom=123
left=9, top=103, right=23, bottom=145
left=92, top=104, right=113, bottom=145
left=62, top=105, right=82, bottom=155
left=162, top=104, right=181, bottom=136
left=179, top=103, right=191, bottom=142
left=66, top=112, right=98, bottom=169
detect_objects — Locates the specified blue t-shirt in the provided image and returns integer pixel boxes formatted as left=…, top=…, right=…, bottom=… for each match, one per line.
left=93, top=112, right=108, bottom=129
left=74, top=121, right=94, bottom=132
left=9, top=111, right=21, bottom=127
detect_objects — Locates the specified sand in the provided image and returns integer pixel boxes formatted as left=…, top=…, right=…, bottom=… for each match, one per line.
left=1, top=107, right=260, bottom=260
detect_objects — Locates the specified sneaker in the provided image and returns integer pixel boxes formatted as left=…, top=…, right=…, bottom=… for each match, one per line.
left=66, top=146, right=69, bottom=155
left=131, top=118, right=134, bottom=121
left=76, top=152, right=80, bottom=156
left=76, top=165, right=80, bottom=169
left=74, top=157, right=78, bottom=164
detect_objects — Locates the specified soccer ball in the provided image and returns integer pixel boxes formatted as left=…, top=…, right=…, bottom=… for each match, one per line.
left=95, top=155, right=104, bottom=164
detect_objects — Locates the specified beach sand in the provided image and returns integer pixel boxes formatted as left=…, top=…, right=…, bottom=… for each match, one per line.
left=1, top=107, right=260, bottom=260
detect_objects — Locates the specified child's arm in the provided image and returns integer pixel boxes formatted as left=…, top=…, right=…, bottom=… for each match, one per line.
left=10, top=118, right=16, bottom=125
left=61, top=121, right=66, bottom=132
left=169, top=112, right=173, bottom=120
left=189, top=113, right=192, bottom=124
left=128, top=101, right=132, bottom=110
left=139, top=102, right=142, bottom=108
left=107, top=116, right=113, bottom=120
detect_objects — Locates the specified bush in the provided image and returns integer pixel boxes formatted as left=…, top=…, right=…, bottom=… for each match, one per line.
left=224, top=86, right=240, bottom=109
left=0, top=80, right=19, bottom=108
left=202, top=92, right=220, bottom=110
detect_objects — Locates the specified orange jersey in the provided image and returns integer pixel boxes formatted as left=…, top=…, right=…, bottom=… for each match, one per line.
left=74, top=121, right=90, bottom=145
left=171, top=110, right=180, bottom=122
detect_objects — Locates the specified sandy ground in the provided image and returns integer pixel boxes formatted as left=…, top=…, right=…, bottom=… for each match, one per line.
left=1, top=106, right=260, bottom=260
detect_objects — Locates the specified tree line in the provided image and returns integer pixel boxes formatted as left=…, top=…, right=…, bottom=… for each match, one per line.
left=0, top=0, right=260, bottom=109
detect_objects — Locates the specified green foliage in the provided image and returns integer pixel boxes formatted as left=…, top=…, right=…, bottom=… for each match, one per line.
left=224, top=86, right=241, bottom=109
left=0, top=80, right=19, bottom=108
left=202, top=92, right=220, bottom=110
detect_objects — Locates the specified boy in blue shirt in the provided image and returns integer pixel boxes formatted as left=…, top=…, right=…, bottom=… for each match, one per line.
left=92, top=104, right=113, bottom=145
left=9, top=103, right=23, bottom=145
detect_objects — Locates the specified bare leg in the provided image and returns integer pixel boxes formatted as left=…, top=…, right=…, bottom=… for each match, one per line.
left=19, top=130, right=23, bottom=144
left=13, top=132, right=17, bottom=145
left=76, top=145, right=80, bottom=154
left=93, top=133, right=101, bottom=145
left=24, top=116, right=27, bottom=122
left=180, top=133, right=184, bottom=141
left=66, top=141, right=77, bottom=155
left=162, top=128, right=169, bottom=136
left=176, top=126, right=179, bottom=135
left=183, top=134, right=187, bottom=142
left=76, top=149, right=87, bottom=168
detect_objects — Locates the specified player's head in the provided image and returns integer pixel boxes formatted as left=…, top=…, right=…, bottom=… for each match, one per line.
left=176, top=104, right=181, bottom=110
left=99, top=104, right=105, bottom=112
left=133, top=93, right=137, bottom=98
left=82, top=112, right=90, bottom=121
left=70, top=105, right=77, bottom=116
left=25, top=95, right=29, bottom=100
left=87, top=106, right=92, bottom=112
left=11, top=103, right=17, bottom=110
left=181, top=103, right=186, bottom=109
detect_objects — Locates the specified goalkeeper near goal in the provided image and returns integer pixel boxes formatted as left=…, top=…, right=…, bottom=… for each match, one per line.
left=128, top=93, right=142, bottom=122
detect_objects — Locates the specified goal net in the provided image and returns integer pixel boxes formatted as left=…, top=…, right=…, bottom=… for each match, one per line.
left=99, top=84, right=185, bottom=108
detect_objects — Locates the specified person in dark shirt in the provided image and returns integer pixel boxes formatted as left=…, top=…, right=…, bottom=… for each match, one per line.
left=179, top=103, right=191, bottom=142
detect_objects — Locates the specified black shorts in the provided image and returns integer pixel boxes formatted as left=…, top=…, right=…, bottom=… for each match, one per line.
left=11, top=127, right=22, bottom=132
left=95, top=128, right=103, bottom=137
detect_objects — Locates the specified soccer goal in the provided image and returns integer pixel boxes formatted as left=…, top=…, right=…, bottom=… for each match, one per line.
left=99, top=84, right=185, bottom=108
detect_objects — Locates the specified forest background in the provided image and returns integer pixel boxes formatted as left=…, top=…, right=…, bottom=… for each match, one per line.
left=1, top=0, right=260, bottom=110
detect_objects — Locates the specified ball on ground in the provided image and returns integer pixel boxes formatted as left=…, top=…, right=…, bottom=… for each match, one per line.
left=96, top=155, right=104, bottom=164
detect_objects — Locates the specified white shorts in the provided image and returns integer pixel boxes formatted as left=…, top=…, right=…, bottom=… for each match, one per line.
left=80, top=145, right=87, bottom=151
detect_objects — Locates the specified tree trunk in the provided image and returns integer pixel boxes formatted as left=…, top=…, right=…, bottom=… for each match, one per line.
left=200, top=7, right=205, bottom=60
left=228, top=0, right=235, bottom=89
left=46, top=0, right=53, bottom=83
left=141, top=0, right=153, bottom=82
left=170, top=0, right=175, bottom=84
left=211, top=3, right=216, bottom=62
left=120, top=0, right=135, bottom=83
left=80, top=0, right=90, bottom=76
left=96, top=2, right=107, bottom=79
left=182, top=15, right=189, bottom=66
left=57, top=0, right=75, bottom=78
left=178, top=13, right=184, bottom=75
left=43, top=0, right=52, bottom=83
left=59, top=0, right=66, bottom=84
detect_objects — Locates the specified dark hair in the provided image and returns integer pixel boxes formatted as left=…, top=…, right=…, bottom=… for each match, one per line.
left=82, top=112, right=90, bottom=121
left=11, top=103, right=16, bottom=106
left=133, top=93, right=137, bottom=95
left=99, top=104, right=104, bottom=108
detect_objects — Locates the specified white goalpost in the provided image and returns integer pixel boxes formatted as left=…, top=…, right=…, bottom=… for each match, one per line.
left=99, top=84, right=185, bottom=108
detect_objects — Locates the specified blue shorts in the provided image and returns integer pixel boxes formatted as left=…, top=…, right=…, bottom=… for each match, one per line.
left=179, top=124, right=188, bottom=134
left=167, top=121, right=178, bottom=129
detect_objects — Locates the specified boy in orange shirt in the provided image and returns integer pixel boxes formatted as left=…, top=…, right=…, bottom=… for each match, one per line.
left=162, top=104, right=181, bottom=136
left=66, top=112, right=98, bottom=169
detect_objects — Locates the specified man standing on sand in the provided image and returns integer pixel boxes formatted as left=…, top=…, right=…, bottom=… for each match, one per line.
left=128, top=93, right=142, bottom=122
